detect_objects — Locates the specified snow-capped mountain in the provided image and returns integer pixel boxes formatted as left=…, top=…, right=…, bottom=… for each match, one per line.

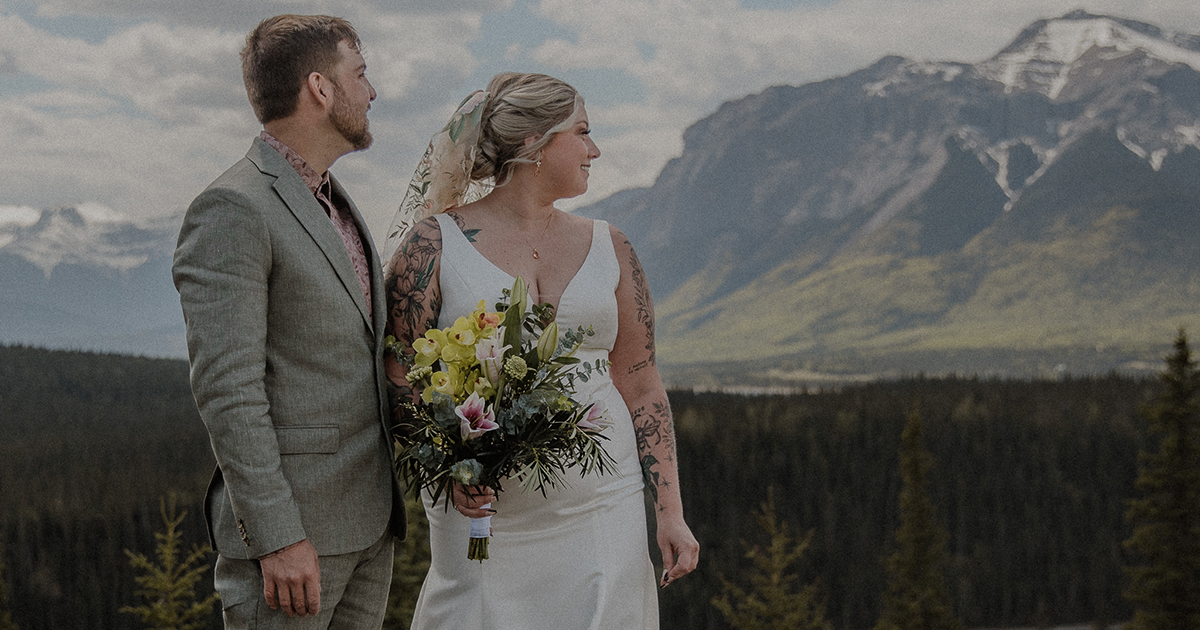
left=579, top=11, right=1200, bottom=381
left=5, top=11, right=1200, bottom=376
left=0, top=205, right=183, bottom=357
left=1, top=204, right=170, bottom=275
left=981, top=10, right=1200, bottom=99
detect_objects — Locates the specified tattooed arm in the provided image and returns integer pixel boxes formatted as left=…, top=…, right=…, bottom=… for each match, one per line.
left=383, top=217, right=443, bottom=423
left=383, top=214, right=496, bottom=517
left=608, top=225, right=699, bottom=587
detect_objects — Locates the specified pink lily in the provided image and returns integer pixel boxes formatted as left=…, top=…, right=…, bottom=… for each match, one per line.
left=577, top=401, right=611, bottom=433
left=456, top=392, right=499, bottom=440
left=475, top=332, right=510, bottom=386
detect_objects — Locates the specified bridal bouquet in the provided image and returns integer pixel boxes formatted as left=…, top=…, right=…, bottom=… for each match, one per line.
left=386, top=277, right=614, bottom=561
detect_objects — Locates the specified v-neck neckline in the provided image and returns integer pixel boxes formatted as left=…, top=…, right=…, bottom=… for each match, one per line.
left=442, top=214, right=598, bottom=315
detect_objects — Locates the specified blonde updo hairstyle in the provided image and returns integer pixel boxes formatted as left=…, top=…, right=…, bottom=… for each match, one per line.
left=472, top=72, right=582, bottom=187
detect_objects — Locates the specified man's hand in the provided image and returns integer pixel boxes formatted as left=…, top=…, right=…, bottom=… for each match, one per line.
left=259, top=539, right=320, bottom=617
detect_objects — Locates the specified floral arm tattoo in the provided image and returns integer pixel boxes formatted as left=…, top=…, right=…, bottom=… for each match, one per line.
left=626, top=238, right=656, bottom=374
left=631, top=399, right=677, bottom=509
left=613, top=230, right=681, bottom=513
left=383, top=220, right=442, bottom=421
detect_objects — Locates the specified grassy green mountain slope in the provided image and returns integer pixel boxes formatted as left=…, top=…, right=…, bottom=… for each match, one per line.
left=656, top=133, right=1200, bottom=381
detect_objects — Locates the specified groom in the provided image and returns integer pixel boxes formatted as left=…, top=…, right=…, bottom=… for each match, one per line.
left=173, top=15, right=404, bottom=628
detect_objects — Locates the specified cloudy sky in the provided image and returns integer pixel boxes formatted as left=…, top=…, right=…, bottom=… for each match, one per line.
left=4, top=0, right=1200, bottom=247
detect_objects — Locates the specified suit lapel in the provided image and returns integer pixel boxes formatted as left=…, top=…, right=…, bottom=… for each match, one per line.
left=331, top=175, right=387, bottom=340
left=247, top=139, right=374, bottom=331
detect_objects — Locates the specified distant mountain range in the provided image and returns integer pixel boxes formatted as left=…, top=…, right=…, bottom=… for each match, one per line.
left=580, top=10, right=1200, bottom=384
left=0, top=205, right=183, bottom=357
left=4, top=11, right=1199, bottom=383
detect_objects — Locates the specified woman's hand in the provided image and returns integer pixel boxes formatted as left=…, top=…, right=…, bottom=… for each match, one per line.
left=451, top=483, right=497, bottom=519
left=656, top=513, right=699, bottom=587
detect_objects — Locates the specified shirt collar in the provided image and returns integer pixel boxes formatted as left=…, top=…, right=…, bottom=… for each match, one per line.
left=259, top=131, right=329, bottom=195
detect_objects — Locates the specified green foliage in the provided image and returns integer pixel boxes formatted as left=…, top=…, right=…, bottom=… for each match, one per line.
left=384, top=493, right=431, bottom=629
left=1, top=345, right=1156, bottom=630
left=711, top=488, right=831, bottom=630
left=0, top=537, right=17, bottom=630
left=1123, top=331, right=1200, bottom=629
left=119, top=496, right=219, bottom=630
left=667, top=375, right=1148, bottom=629
left=873, top=405, right=962, bottom=630
left=0, top=345, right=217, bottom=630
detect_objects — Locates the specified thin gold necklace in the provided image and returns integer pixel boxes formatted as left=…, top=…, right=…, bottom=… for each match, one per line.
left=527, top=211, right=555, bottom=260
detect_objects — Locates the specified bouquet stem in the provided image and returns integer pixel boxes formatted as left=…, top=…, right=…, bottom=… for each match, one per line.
left=467, top=502, right=492, bottom=562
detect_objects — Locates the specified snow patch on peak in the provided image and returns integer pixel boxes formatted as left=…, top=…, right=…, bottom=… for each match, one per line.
left=75, top=201, right=127, bottom=224
left=1178, top=123, right=1200, bottom=149
left=1116, top=126, right=1149, bottom=159
left=981, top=16, right=1200, bottom=98
left=0, top=203, right=172, bottom=276
left=0, top=205, right=41, bottom=228
left=864, top=61, right=965, bottom=97
left=1150, top=148, right=1168, bottom=171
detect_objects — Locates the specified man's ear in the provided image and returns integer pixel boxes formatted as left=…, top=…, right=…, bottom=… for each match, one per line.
left=305, top=72, right=330, bottom=110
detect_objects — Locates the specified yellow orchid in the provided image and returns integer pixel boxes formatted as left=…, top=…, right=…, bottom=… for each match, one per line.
left=421, top=369, right=455, bottom=403
left=441, top=317, right=478, bottom=364
left=470, top=299, right=505, bottom=336
left=414, top=329, right=448, bottom=367
left=470, top=373, right=496, bottom=399
left=421, top=364, right=469, bottom=403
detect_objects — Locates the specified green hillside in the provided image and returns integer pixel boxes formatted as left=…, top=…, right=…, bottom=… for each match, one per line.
left=656, top=133, right=1200, bottom=382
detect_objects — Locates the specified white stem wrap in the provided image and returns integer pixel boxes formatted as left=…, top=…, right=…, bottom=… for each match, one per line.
left=469, top=502, right=492, bottom=538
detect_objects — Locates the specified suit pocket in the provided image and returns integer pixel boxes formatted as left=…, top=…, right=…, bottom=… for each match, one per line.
left=275, top=425, right=340, bottom=454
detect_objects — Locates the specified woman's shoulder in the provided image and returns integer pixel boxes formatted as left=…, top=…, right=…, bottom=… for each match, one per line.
left=561, top=211, right=598, bottom=231
left=406, top=214, right=445, bottom=240
left=388, top=215, right=447, bottom=263
left=604, top=221, right=633, bottom=251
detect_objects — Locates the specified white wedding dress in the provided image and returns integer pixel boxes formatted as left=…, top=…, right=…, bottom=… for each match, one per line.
left=409, top=213, right=658, bottom=629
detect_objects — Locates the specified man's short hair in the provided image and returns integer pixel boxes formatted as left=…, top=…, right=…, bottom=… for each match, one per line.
left=241, top=15, right=361, bottom=124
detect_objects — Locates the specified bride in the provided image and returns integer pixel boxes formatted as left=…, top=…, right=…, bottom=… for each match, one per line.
left=383, top=72, right=698, bottom=629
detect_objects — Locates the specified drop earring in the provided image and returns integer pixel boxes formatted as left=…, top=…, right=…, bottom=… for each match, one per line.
left=535, top=153, right=542, bottom=176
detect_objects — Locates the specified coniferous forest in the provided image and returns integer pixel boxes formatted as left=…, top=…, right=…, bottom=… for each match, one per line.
left=0, top=344, right=1163, bottom=629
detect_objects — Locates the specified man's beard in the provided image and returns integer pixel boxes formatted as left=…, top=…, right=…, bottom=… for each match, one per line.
left=330, top=81, right=372, bottom=151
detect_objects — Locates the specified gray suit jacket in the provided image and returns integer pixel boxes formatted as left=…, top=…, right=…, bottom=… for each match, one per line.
left=173, top=137, right=405, bottom=559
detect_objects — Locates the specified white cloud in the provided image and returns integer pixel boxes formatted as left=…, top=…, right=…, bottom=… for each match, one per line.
left=30, top=0, right=514, bottom=28
left=0, top=5, right=490, bottom=231
left=0, top=96, right=258, bottom=223
left=0, top=14, right=246, bottom=124
left=3, top=0, right=1200, bottom=242
left=353, top=11, right=483, bottom=105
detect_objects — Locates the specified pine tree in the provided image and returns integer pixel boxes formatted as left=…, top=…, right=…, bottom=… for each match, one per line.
left=384, top=493, right=432, bottom=629
left=1123, top=331, right=1200, bottom=629
left=120, top=496, right=220, bottom=630
left=0, top=537, right=17, bottom=630
left=711, top=487, right=831, bottom=630
left=874, top=405, right=962, bottom=630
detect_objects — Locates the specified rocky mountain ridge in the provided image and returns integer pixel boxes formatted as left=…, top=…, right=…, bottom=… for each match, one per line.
left=0, top=205, right=182, bottom=357
left=579, top=11, right=1200, bottom=383
left=4, top=12, right=1199, bottom=381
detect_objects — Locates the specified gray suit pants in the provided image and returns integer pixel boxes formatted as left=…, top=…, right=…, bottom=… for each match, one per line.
left=214, top=531, right=394, bottom=630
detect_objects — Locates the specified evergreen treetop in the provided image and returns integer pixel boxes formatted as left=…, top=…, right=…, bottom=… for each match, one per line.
left=120, top=496, right=220, bottom=630
left=0, top=537, right=17, bottom=630
left=711, top=487, right=831, bottom=630
left=1123, top=331, right=1200, bottom=629
left=874, top=405, right=962, bottom=630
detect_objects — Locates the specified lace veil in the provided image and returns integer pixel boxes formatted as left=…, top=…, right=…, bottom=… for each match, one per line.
left=383, top=90, right=493, bottom=259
